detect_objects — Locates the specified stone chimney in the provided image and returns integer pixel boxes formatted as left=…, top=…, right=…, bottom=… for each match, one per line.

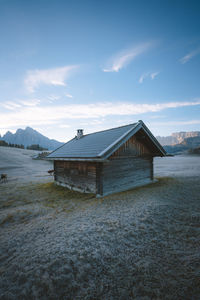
left=77, top=129, right=83, bottom=139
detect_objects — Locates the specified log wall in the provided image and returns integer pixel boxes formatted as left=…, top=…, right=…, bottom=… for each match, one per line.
left=54, top=161, right=97, bottom=193
left=53, top=136, right=154, bottom=196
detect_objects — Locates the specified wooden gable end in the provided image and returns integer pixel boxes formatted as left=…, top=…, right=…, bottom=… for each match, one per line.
left=110, top=135, right=151, bottom=158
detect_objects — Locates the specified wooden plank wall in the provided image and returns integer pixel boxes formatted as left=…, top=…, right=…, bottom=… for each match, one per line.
left=102, top=157, right=153, bottom=196
left=111, top=135, right=151, bottom=158
left=53, top=135, right=154, bottom=196
left=54, top=161, right=97, bottom=193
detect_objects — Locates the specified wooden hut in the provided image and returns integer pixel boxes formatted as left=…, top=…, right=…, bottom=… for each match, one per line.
left=47, top=120, right=166, bottom=197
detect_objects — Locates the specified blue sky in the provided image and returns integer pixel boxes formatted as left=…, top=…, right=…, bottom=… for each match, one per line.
left=0, top=0, right=200, bottom=142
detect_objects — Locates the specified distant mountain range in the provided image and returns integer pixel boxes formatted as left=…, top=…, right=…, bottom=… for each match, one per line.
left=156, top=131, right=200, bottom=154
left=0, top=127, right=63, bottom=150
left=1, top=127, right=200, bottom=154
left=156, top=131, right=200, bottom=146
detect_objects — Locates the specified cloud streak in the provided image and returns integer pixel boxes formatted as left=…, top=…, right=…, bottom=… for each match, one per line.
left=24, top=65, right=78, bottom=92
left=1, top=99, right=40, bottom=110
left=1, top=101, right=22, bottom=110
left=66, top=93, right=73, bottom=98
left=139, top=72, right=149, bottom=84
left=139, top=71, right=159, bottom=83
left=103, top=42, right=153, bottom=72
left=180, top=47, right=200, bottom=64
left=19, top=99, right=40, bottom=107
left=150, top=72, right=159, bottom=80
left=151, top=120, right=200, bottom=126
left=1, top=100, right=200, bottom=129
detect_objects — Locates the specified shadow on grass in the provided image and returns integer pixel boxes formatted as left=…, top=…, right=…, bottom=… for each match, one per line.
left=99, top=176, right=176, bottom=201
left=0, top=177, right=175, bottom=215
left=36, top=182, right=98, bottom=211
left=37, top=177, right=176, bottom=204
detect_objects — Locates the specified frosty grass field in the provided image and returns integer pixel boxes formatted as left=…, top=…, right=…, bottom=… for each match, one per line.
left=0, top=147, right=200, bottom=299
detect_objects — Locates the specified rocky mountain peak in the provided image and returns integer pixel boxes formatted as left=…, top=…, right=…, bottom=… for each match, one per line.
left=1, top=127, right=63, bottom=150
left=157, top=131, right=200, bottom=146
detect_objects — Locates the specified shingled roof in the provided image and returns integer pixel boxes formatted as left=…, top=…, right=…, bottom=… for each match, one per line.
left=47, top=120, right=166, bottom=161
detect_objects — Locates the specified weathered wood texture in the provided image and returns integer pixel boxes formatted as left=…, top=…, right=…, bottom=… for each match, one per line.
left=53, top=135, right=154, bottom=196
left=134, top=128, right=162, bottom=156
left=111, top=135, right=151, bottom=158
left=101, top=157, right=153, bottom=196
left=54, top=161, right=97, bottom=193
left=96, top=163, right=103, bottom=195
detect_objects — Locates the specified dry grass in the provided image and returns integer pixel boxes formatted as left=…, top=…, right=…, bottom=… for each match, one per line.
left=39, top=182, right=95, bottom=205
left=0, top=174, right=200, bottom=299
left=0, top=213, right=14, bottom=225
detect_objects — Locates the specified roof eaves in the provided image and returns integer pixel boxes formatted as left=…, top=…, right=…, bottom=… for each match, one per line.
left=47, top=157, right=107, bottom=162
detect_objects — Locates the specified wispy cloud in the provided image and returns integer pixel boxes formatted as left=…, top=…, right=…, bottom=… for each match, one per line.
left=1, top=100, right=200, bottom=129
left=179, top=47, right=200, bottom=64
left=139, top=72, right=149, bottom=83
left=66, top=93, right=73, bottom=98
left=151, top=120, right=200, bottom=126
left=48, top=95, right=60, bottom=102
left=139, top=71, right=159, bottom=83
left=1, top=101, right=21, bottom=110
left=150, top=71, right=159, bottom=80
left=24, top=65, right=78, bottom=92
left=103, top=42, right=153, bottom=72
left=19, top=99, right=40, bottom=106
left=1, top=99, right=40, bottom=110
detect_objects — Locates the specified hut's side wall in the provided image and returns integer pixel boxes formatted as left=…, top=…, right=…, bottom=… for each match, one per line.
left=53, top=134, right=155, bottom=196
left=54, top=161, right=97, bottom=193
left=100, top=135, right=153, bottom=196
left=101, top=157, right=153, bottom=196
